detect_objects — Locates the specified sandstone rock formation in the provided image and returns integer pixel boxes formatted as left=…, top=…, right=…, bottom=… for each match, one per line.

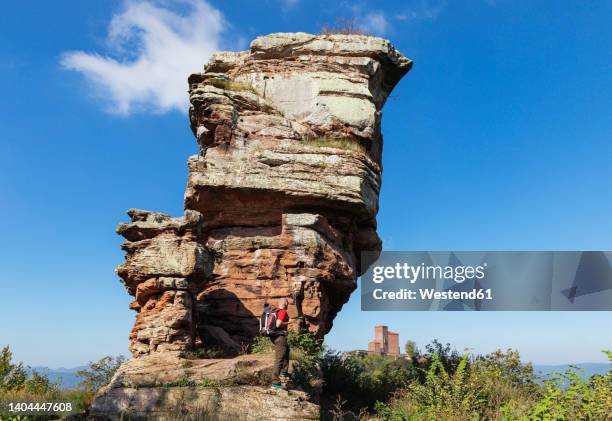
left=188, top=32, right=409, bottom=345
left=90, top=353, right=318, bottom=420
left=116, top=209, right=213, bottom=356
left=115, top=33, right=410, bottom=357
left=94, top=32, right=409, bottom=420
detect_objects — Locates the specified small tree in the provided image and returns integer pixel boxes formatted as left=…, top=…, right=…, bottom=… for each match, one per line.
left=423, top=340, right=462, bottom=375
left=76, top=355, right=126, bottom=393
left=404, top=340, right=419, bottom=357
left=0, top=345, right=59, bottom=396
left=0, top=345, right=27, bottom=391
left=25, top=370, right=57, bottom=395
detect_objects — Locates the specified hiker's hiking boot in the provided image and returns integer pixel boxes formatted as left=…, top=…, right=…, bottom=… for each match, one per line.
left=270, top=383, right=287, bottom=391
left=280, top=374, right=290, bottom=387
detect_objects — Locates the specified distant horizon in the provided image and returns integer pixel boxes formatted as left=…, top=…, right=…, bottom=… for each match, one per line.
left=27, top=361, right=609, bottom=392
left=14, top=316, right=611, bottom=369
left=23, top=352, right=611, bottom=372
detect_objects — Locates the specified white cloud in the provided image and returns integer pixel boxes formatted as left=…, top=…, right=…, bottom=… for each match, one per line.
left=358, top=11, right=390, bottom=36
left=61, top=0, right=225, bottom=115
left=396, top=0, right=446, bottom=21
left=279, top=0, right=299, bottom=10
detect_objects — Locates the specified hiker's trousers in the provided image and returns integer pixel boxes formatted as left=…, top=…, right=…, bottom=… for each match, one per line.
left=271, top=334, right=289, bottom=382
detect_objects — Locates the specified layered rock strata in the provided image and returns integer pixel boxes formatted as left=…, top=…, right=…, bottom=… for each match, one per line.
left=116, top=209, right=213, bottom=356
left=185, top=32, right=410, bottom=347
left=116, top=31, right=410, bottom=355
left=95, top=31, right=410, bottom=421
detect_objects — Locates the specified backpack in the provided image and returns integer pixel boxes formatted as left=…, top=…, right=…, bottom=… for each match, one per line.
left=259, top=306, right=278, bottom=336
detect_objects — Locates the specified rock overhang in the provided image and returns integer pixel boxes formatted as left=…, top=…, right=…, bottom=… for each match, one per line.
left=187, top=32, right=410, bottom=220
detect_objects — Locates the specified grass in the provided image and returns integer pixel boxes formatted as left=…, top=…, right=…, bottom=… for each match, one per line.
left=303, top=137, right=366, bottom=153
left=163, top=376, right=198, bottom=388
left=250, top=335, right=274, bottom=354
left=200, top=378, right=221, bottom=388
left=168, top=405, right=220, bottom=421
left=162, top=376, right=221, bottom=389
left=189, top=347, right=223, bottom=359
left=250, top=332, right=323, bottom=391
left=233, top=367, right=272, bottom=386
left=207, top=78, right=258, bottom=95
left=321, top=18, right=371, bottom=35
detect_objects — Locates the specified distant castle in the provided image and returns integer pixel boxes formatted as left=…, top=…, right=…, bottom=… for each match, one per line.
left=342, top=325, right=403, bottom=358
left=368, top=325, right=400, bottom=356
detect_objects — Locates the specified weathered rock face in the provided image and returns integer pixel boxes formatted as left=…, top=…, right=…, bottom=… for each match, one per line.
left=96, top=31, right=410, bottom=421
left=89, top=353, right=319, bottom=420
left=116, top=209, right=214, bottom=356
left=186, top=33, right=411, bottom=345
left=116, top=32, right=410, bottom=357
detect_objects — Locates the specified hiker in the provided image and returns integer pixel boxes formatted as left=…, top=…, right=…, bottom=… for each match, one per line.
left=265, top=297, right=290, bottom=390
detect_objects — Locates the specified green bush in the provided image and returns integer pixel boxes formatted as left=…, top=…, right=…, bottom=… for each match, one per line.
left=0, top=346, right=27, bottom=391
left=288, top=331, right=322, bottom=358
left=287, top=331, right=323, bottom=392
left=251, top=331, right=322, bottom=357
left=1, top=345, right=61, bottom=397
left=474, top=348, right=540, bottom=418
left=24, top=371, right=57, bottom=396
left=374, top=349, right=612, bottom=420
left=417, top=339, right=463, bottom=378
left=1, top=345, right=96, bottom=418
left=375, top=353, right=489, bottom=420
left=251, top=331, right=324, bottom=392
left=321, top=351, right=418, bottom=413
left=163, top=376, right=197, bottom=388
left=251, top=335, right=274, bottom=354
left=76, top=355, right=126, bottom=393
left=528, top=350, right=612, bottom=420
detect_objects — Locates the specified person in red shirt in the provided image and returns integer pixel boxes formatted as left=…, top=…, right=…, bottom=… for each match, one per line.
left=271, top=297, right=290, bottom=390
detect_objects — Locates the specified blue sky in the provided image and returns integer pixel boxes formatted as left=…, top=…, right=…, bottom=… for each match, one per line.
left=1, top=0, right=611, bottom=368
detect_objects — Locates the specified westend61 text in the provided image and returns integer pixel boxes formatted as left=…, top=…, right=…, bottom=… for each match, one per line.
left=372, top=288, right=493, bottom=301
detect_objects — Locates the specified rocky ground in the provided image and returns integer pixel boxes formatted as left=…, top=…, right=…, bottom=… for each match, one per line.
left=89, top=353, right=318, bottom=420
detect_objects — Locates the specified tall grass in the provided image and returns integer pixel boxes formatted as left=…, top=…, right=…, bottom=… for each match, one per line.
left=206, top=78, right=258, bottom=95
left=321, top=18, right=371, bottom=36
left=303, top=137, right=366, bottom=153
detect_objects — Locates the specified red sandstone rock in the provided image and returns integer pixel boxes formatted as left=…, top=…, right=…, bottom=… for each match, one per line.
left=115, top=32, right=410, bottom=357
left=101, top=31, right=410, bottom=421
